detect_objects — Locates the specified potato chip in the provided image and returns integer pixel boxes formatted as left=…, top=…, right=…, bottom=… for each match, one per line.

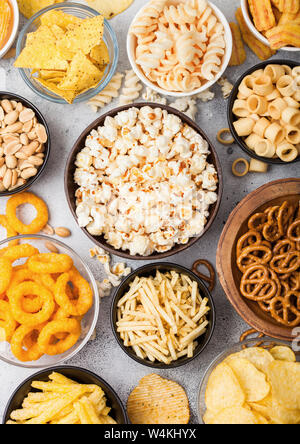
left=250, top=395, right=300, bottom=424
left=89, top=42, right=110, bottom=68
left=35, top=78, right=77, bottom=104
left=270, top=346, right=296, bottom=362
left=205, top=362, right=245, bottom=414
left=58, top=51, right=103, bottom=93
left=211, top=406, right=260, bottom=425
left=40, top=10, right=83, bottom=29
left=57, top=16, right=104, bottom=59
left=226, top=347, right=274, bottom=374
left=227, top=358, right=270, bottom=403
left=252, top=412, right=269, bottom=424
left=127, top=374, right=190, bottom=424
left=203, top=409, right=217, bottom=425
left=17, top=0, right=64, bottom=19
left=85, top=0, right=133, bottom=19
left=268, top=361, right=300, bottom=410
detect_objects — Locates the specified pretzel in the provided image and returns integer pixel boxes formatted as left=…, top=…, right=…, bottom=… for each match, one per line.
left=240, top=328, right=265, bottom=349
left=237, top=244, right=272, bottom=273
left=288, top=220, right=300, bottom=242
left=270, top=251, right=300, bottom=275
left=192, top=259, right=216, bottom=292
left=269, top=291, right=300, bottom=328
left=248, top=212, right=268, bottom=232
left=236, top=230, right=262, bottom=258
left=273, top=239, right=296, bottom=255
left=240, top=265, right=280, bottom=301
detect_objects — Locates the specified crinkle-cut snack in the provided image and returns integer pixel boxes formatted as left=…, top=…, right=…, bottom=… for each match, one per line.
left=130, top=0, right=227, bottom=93
left=127, top=374, right=190, bottom=424
left=119, top=70, right=143, bottom=106
left=88, top=73, right=124, bottom=112
left=74, top=106, right=218, bottom=256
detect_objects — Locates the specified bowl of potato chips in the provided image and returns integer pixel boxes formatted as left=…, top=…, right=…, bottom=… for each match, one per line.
left=15, top=2, right=119, bottom=104
left=198, top=338, right=300, bottom=424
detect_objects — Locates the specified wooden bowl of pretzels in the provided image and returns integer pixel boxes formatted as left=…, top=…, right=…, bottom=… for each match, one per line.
left=217, top=178, right=300, bottom=341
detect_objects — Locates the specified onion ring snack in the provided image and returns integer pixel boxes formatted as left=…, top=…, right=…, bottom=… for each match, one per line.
left=6, top=193, right=49, bottom=235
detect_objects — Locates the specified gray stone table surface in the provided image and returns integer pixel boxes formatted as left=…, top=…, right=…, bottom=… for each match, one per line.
left=0, top=0, right=299, bottom=425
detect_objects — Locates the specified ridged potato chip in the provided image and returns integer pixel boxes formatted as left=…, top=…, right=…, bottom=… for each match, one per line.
left=268, top=361, right=300, bottom=410
left=205, top=362, right=245, bottom=414
left=226, top=358, right=270, bottom=403
left=85, top=0, right=133, bottom=19
left=270, top=346, right=296, bottom=362
left=127, top=374, right=190, bottom=424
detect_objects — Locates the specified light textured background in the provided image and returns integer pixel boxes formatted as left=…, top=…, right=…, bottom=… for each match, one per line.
left=0, top=0, right=299, bottom=424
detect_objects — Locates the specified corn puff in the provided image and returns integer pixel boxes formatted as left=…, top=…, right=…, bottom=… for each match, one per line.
left=229, top=23, right=247, bottom=66
left=266, top=22, right=300, bottom=48
left=236, top=8, right=276, bottom=60
left=248, top=0, right=276, bottom=31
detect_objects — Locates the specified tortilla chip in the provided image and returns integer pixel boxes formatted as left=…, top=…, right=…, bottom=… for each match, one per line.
left=58, top=51, right=103, bottom=92
left=57, top=15, right=104, bottom=58
left=17, top=0, right=64, bottom=19
left=40, top=10, right=83, bottom=29
left=38, top=69, right=66, bottom=80
left=35, top=77, right=77, bottom=104
left=85, top=0, right=133, bottom=19
left=89, top=41, right=109, bottom=68
left=25, top=25, right=57, bottom=46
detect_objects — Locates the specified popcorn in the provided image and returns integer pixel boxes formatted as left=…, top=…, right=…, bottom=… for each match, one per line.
left=75, top=107, right=218, bottom=256
left=90, top=247, right=132, bottom=289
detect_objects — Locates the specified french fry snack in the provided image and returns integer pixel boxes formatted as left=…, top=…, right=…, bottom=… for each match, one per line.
left=266, top=23, right=300, bottom=48
left=248, top=0, right=276, bottom=31
left=116, top=270, right=211, bottom=365
left=7, top=372, right=117, bottom=424
left=229, top=23, right=247, bottom=66
left=236, top=8, right=275, bottom=60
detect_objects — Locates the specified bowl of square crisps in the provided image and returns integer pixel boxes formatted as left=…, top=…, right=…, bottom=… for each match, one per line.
left=3, top=366, right=128, bottom=424
left=241, top=0, right=300, bottom=51
left=198, top=339, right=300, bottom=424
left=15, top=2, right=119, bottom=104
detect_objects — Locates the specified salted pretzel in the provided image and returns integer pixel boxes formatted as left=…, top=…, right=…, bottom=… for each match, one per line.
left=236, top=200, right=300, bottom=327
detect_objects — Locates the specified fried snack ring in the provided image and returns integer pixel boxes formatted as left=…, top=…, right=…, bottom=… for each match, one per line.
left=54, top=269, right=93, bottom=317
left=6, top=192, right=48, bottom=235
left=236, top=230, right=262, bottom=258
left=0, top=215, right=19, bottom=246
left=270, top=251, right=300, bottom=274
left=240, top=264, right=280, bottom=301
left=0, top=257, right=12, bottom=294
left=237, top=244, right=272, bottom=273
left=6, top=269, right=47, bottom=310
left=9, top=281, right=55, bottom=326
left=232, top=158, right=249, bottom=177
left=217, top=128, right=234, bottom=145
left=3, top=244, right=39, bottom=264
left=10, top=324, right=44, bottom=362
left=38, top=319, right=81, bottom=356
left=248, top=213, right=268, bottom=232
left=269, top=291, right=300, bottom=327
left=288, top=220, right=300, bottom=242
left=0, top=300, right=18, bottom=342
left=27, top=253, right=73, bottom=274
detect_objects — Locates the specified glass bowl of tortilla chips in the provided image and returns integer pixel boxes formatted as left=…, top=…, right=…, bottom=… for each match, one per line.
left=15, top=2, right=119, bottom=104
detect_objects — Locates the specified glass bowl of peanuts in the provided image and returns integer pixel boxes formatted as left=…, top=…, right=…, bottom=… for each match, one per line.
left=0, top=92, right=51, bottom=196
left=0, top=234, right=100, bottom=368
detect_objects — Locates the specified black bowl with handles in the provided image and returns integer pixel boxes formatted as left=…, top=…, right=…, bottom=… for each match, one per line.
left=228, top=59, right=300, bottom=165
left=0, top=91, right=51, bottom=196
left=3, top=366, right=128, bottom=424
left=111, top=261, right=216, bottom=369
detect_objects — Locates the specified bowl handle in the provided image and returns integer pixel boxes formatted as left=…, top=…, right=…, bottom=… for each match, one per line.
left=192, top=259, right=216, bottom=292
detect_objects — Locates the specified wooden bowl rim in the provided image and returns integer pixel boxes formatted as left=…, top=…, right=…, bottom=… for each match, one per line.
left=64, top=102, right=223, bottom=260
left=216, top=178, right=300, bottom=341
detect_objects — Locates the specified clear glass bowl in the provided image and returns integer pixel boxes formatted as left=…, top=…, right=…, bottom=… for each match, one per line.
left=15, top=2, right=119, bottom=104
left=0, top=234, right=99, bottom=368
left=197, top=338, right=299, bottom=424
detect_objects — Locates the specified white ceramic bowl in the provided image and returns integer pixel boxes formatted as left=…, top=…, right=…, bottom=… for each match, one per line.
left=0, top=0, right=19, bottom=59
left=127, top=0, right=233, bottom=98
left=241, top=0, right=300, bottom=53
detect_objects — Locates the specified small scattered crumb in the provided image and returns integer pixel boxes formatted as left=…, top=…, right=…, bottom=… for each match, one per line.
left=218, top=77, right=234, bottom=99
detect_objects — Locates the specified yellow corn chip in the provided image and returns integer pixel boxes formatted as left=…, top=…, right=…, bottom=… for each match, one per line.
left=40, top=10, right=83, bottom=29
left=57, top=15, right=104, bottom=58
left=17, top=0, right=64, bottom=19
left=38, top=70, right=66, bottom=80
left=89, top=41, right=110, bottom=68
left=35, top=77, right=77, bottom=104
left=85, top=0, right=133, bottom=19
left=58, top=51, right=103, bottom=92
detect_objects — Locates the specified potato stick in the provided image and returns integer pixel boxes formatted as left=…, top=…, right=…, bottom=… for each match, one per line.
left=181, top=274, right=193, bottom=287
left=192, top=306, right=210, bottom=323
left=80, top=397, right=102, bottom=424
left=122, top=310, right=155, bottom=320
left=164, top=298, right=177, bottom=334
left=51, top=404, right=73, bottom=422
left=167, top=336, right=177, bottom=361
left=100, top=406, right=111, bottom=416
left=116, top=320, right=154, bottom=327
left=124, top=331, right=129, bottom=347
left=130, top=334, right=159, bottom=346
left=52, top=411, right=79, bottom=425
left=142, top=281, right=159, bottom=306
left=31, top=381, right=92, bottom=394
left=181, top=320, right=209, bottom=345
left=139, top=342, right=171, bottom=364
left=117, top=325, right=158, bottom=332
left=160, top=279, right=166, bottom=302
left=187, top=342, right=194, bottom=358
left=99, top=415, right=117, bottom=425
left=170, top=301, right=197, bottom=328
left=128, top=331, right=145, bottom=359
left=73, top=400, right=90, bottom=424
left=23, top=392, right=59, bottom=404
left=156, top=270, right=163, bottom=283
left=49, top=372, right=78, bottom=385
left=12, top=400, right=56, bottom=421
left=117, top=282, right=142, bottom=307
left=171, top=271, right=179, bottom=287
left=177, top=341, right=198, bottom=358
left=165, top=279, right=177, bottom=302
left=140, top=289, right=167, bottom=343
left=146, top=338, right=169, bottom=356
left=176, top=289, right=182, bottom=305
left=146, top=280, right=160, bottom=305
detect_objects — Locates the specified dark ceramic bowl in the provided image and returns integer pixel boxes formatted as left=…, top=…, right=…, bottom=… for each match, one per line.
left=228, top=59, right=300, bottom=165
left=3, top=366, right=128, bottom=424
left=64, top=102, right=223, bottom=260
left=111, top=262, right=216, bottom=369
left=0, top=92, right=51, bottom=196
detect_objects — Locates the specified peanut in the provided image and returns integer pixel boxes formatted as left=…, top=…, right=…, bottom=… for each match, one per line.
left=3, top=169, right=12, bottom=189
left=42, top=224, right=55, bottom=236
left=55, top=227, right=71, bottom=238
left=4, top=110, right=18, bottom=126
left=21, top=167, right=37, bottom=180
left=44, top=241, right=59, bottom=253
